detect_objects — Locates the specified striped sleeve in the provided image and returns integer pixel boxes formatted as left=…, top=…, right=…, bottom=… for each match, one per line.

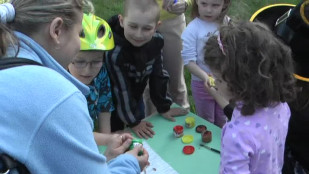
left=105, top=46, right=138, bottom=126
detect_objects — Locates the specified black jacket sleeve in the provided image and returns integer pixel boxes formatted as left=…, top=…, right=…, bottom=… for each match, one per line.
left=149, top=34, right=172, bottom=113
left=105, top=47, right=140, bottom=126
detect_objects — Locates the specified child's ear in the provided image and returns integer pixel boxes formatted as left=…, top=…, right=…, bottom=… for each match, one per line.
left=118, top=14, right=124, bottom=28
left=155, top=21, right=161, bottom=30
left=49, top=17, right=64, bottom=46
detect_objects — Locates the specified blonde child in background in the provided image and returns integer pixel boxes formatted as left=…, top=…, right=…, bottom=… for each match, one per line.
left=181, top=0, right=230, bottom=127
left=68, top=13, right=133, bottom=148
left=204, top=21, right=296, bottom=173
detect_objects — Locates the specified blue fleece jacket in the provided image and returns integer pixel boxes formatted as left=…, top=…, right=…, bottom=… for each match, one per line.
left=0, top=32, right=140, bottom=174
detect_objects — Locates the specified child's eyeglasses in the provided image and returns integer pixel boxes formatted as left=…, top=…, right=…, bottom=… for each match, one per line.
left=72, top=60, right=103, bottom=69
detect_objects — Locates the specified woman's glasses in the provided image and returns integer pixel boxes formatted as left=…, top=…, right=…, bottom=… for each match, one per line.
left=71, top=60, right=103, bottom=69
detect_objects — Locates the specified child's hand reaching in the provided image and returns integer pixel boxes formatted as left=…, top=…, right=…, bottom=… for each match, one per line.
left=131, top=121, right=155, bottom=139
left=203, top=78, right=218, bottom=95
left=162, top=0, right=173, bottom=10
left=167, top=0, right=187, bottom=15
left=203, top=79, right=229, bottom=111
left=160, top=108, right=188, bottom=122
left=162, top=0, right=187, bottom=15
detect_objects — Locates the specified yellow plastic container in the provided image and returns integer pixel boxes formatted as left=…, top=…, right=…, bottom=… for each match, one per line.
left=185, top=117, right=195, bottom=128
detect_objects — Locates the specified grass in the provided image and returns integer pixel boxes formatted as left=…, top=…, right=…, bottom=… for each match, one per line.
left=92, top=0, right=300, bottom=113
left=93, top=0, right=300, bottom=21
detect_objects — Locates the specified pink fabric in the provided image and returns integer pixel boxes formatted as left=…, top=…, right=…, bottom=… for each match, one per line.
left=191, top=80, right=226, bottom=127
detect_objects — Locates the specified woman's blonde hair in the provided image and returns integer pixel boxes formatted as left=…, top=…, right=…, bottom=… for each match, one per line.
left=8, top=0, right=93, bottom=35
left=0, top=0, right=93, bottom=57
left=0, top=23, right=16, bottom=56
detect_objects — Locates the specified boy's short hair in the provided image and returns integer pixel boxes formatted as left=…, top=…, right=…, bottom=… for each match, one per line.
left=123, top=0, right=160, bottom=22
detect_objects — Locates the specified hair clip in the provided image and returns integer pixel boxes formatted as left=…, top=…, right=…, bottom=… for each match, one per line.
left=217, top=34, right=226, bottom=55
left=0, top=3, right=15, bottom=23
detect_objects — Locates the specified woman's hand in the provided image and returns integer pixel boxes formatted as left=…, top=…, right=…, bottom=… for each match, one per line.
left=126, top=145, right=150, bottom=171
left=104, top=133, right=133, bottom=161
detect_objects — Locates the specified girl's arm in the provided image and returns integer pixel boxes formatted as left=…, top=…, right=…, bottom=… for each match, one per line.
left=203, top=81, right=234, bottom=120
left=185, top=61, right=209, bottom=82
left=181, top=19, right=209, bottom=82
left=98, top=112, right=111, bottom=134
left=95, top=65, right=114, bottom=133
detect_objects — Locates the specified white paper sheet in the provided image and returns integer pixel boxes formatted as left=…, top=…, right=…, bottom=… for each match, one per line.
left=140, top=141, right=179, bottom=174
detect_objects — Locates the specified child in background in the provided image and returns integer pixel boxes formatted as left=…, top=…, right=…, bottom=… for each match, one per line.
left=181, top=0, right=230, bottom=127
left=68, top=13, right=132, bottom=147
left=105, top=0, right=188, bottom=139
left=143, top=0, right=192, bottom=116
left=204, top=21, right=296, bottom=173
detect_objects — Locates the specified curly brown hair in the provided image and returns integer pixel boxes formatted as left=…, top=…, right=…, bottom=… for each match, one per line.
left=204, top=21, right=297, bottom=115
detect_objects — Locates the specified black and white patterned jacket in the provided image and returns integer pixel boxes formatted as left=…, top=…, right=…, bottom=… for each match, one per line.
left=105, top=15, right=172, bottom=127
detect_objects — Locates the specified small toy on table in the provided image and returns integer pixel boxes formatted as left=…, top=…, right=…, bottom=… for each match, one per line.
left=185, top=116, right=195, bottom=128
left=129, top=138, right=144, bottom=156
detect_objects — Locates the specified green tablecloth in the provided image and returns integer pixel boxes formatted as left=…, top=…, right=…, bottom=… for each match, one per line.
left=99, top=106, right=222, bottom=174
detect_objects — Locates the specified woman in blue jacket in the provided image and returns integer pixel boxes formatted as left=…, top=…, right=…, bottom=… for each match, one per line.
left=0, top=0, right=149, bottom=173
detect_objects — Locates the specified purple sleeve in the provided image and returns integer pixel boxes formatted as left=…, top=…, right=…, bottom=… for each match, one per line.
left=220, top=122, right=254, bottom=174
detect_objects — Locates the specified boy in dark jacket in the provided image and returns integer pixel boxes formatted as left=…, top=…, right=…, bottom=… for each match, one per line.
left=105, top=0, right=187, bottom=139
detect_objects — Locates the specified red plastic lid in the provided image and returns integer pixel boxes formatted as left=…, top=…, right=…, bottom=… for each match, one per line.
left=183, top=145, right=195, bottom=155
left=173, top=125, right=184, bottom=133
